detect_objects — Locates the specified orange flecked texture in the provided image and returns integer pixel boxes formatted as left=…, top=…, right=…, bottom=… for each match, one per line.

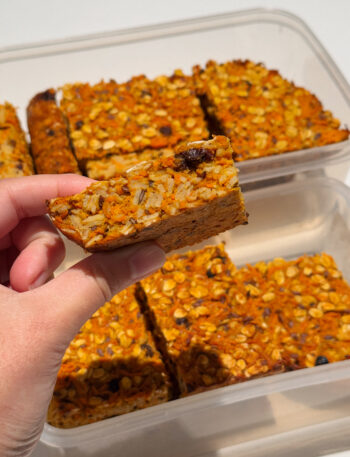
left=48, top=246, right=350, bottom=428
left=193, top=60, right=349, bottom=161
left=60, top=71, right=209, bottom=164
left=0, top=103, right=34, bottom=178
left=140, top=246, right=350, bottom=395
left=140, top=244, right=285, bottom=395
left=27, top=89, right=81, bottom=175
left=47, top=136, right=247, bottom=252
left=48, top=286, right=171, bottom=428
left=86, top=147, right=175, bottom=180
left=244, top=254, right=350, bottom=368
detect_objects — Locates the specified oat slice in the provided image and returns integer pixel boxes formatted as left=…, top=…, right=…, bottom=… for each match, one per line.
left=0, top=103, right=34, bottom=178
left=27, top=89, right=81, bottom=175
left=61, top=72, right=208, bottom=164
left=256, top=254, right=350, bottom=369
left=139, top=245, right=284, bottom=396
left=48, top=286, right=171, bottom=428
left=230, top=254, right=350, bottom=370
left=193, top=60, right=349, bottom=161
left=47, top=136, right=247, bottom=252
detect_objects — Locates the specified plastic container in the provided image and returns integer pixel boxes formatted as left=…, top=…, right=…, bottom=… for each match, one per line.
left=36, top=174, right=350, bottom=457
left=0, top=9, right=350, bottom=183
left=4, top=9, right=349, bottom=456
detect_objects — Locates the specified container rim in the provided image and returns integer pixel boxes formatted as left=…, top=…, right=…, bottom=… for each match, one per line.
left=1, top=8, right=350, bottom=108
left=42, top=360, right=350, bottom=446
left=41, top=174, right=350, bottom=447
left=3, top=8, right=350, bottom=183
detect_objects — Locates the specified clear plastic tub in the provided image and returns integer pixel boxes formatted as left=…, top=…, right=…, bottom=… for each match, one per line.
left=37, top=174, right=350, bottom=457
left=0, top=9, right=349, bottom=183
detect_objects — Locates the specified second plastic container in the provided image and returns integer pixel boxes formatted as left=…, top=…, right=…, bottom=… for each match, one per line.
left=38, top=174, right=350, bottom=457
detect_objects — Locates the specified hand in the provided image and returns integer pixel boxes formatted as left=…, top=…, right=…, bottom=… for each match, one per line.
left=0, top=174, right=165, bottom=457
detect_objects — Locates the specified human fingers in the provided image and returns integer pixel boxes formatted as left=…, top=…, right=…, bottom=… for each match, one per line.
left=32, top=241, right=165, bottom=344
left=0, top=234, right=11, bottom=250
left=0, top=246, right=18, bottom=286
left=9, top=216, right=65, bottom=292
left=0, top=174, right=93, bottom=239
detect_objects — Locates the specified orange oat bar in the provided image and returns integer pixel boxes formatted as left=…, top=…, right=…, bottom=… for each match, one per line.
left=60, top=71, right=208, bottom=164
left=47, top=136, right=247, bottom=252
left=27, top=90, right=81, bottom=175
left=140, top=246, right=350, bottom=395
left=193, top=60, right=349, bottom=161
left=139, top=245, right=284, bottom=395
left=48, top=286, right=171, bottom=428
left=227, top=254, right=350, bottom=370
left=250, top=254, right=350, bottom=369
left=86, top=147, right=175, bottom=180
left=0, top=103, right=34, bottom=178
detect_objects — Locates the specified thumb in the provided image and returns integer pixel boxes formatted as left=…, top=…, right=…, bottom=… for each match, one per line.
left=33, top=241, right=165, bottom=343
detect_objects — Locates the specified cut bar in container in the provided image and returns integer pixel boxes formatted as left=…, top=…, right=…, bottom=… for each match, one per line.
left=48, top=286, right=171, bottom=428
left=0, top=103, right=34, bottom=178
left=86, top=147, right=174, bottom=180
left=247, top=254, right=350, bottom=369
left=193, top=60, right=349, bottom=161
left=27, top=89, right=81, bottom=175
left=60, top=71, right=208, bottom=165
left=138, top=244, right=285, bottom=396
left=226, top=253, right=350, bottom=369
left=47, top=136, right=247, bottom=252
left=140, top=245, right=350, bottom=396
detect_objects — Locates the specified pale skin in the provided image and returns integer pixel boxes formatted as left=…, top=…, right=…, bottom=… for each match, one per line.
left=0, top=174, right=165, bottom=457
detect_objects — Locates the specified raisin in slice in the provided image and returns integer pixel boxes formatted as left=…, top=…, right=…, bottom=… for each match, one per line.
left=175, top=147, right=214, bottom=171
left=315, top=355, right=329, bottom=366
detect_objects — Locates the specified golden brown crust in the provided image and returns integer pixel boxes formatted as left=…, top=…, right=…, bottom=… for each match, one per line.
left=48, top=286, right=171, bottom=428
left=60, top=72, right=208, bottom=164
left=193, top=60, right=349, bottom=161
left=243, top=255, right=350, bottom=368
left=47, top=136, right=247, bottom=252
left=0, top=103, right=34, bottom=178
left=140, top=247, right=350, bottom=395
left=140, top=245, right=285, bottom=395
left=49, top=247, right=350, bottom=427
left=27, top=89, right=81, bottom=174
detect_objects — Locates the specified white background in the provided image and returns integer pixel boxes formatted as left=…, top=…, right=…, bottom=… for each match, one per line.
left=0, top=0, right=350, bottom=85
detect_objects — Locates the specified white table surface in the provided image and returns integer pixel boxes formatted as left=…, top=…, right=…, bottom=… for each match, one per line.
left=1, top=1, right=350, bottom=456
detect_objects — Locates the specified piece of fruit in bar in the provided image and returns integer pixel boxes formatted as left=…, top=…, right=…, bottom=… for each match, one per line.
left=47, top=136, right=248, bottom=252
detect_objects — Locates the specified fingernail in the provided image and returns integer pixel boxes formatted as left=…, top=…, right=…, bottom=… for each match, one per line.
left=28, top=272, right=49, bottom=290
left=128, top=244, right=165, bottom=280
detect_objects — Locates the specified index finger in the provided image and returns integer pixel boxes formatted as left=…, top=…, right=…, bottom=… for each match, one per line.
left=0, top=174, right=93, bottom=238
